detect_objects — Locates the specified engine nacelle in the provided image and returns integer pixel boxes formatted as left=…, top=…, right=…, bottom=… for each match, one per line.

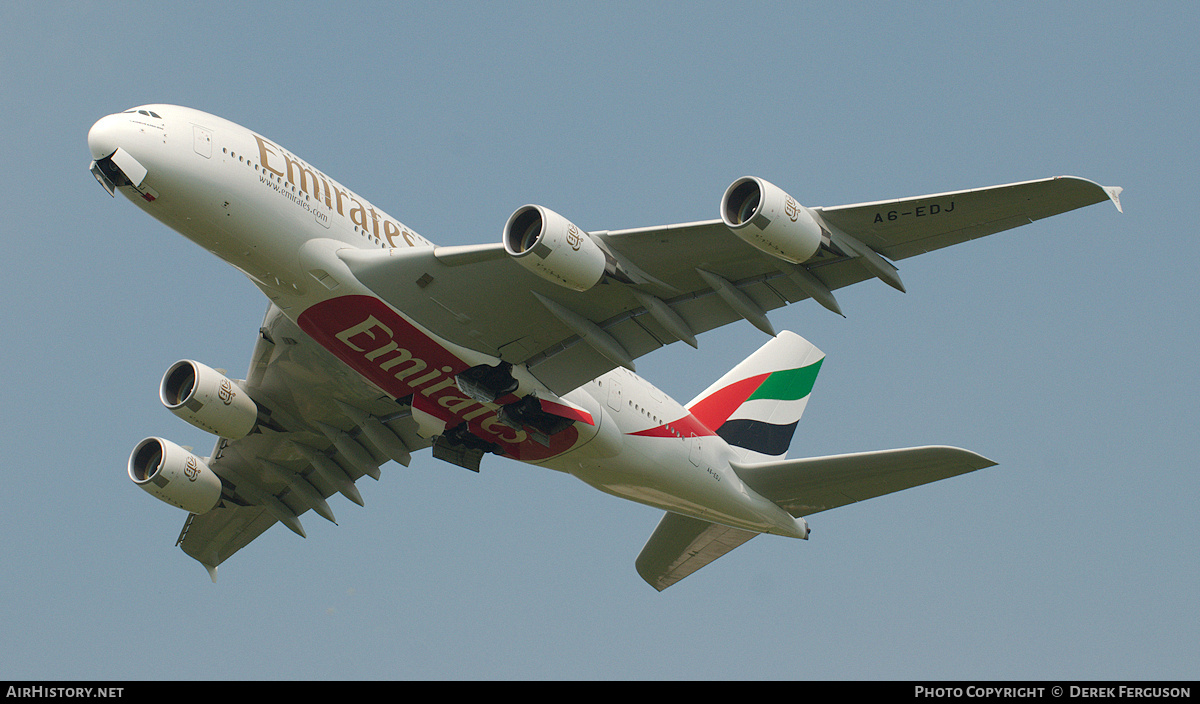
left=128, top=437, right=223, bottom=514
left=721, top=177, right=824, bottom=264
left=160, top=360, right=258, bottom=439
left=503, top=205, right=607, bottom=291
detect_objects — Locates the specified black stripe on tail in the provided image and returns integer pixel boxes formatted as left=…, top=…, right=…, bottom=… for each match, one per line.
left=716, top=419, right=799, bottom=457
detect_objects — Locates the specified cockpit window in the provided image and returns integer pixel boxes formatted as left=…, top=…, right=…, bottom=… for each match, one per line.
left=122, top=109, right=162, bottom=118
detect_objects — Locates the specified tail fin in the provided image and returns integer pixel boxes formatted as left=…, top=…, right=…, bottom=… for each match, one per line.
left=686, top=331, right=824, bottom=462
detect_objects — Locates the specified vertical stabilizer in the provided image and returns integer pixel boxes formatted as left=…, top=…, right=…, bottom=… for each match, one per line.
left=686, top=331, right=824, bottom=462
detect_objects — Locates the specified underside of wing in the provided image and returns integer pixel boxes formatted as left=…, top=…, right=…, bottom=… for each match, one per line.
left=813, top=175, right=1122, bottom=261
left=177, top=505, right=274, bottom=579
left=339, top=224, right=845, bottom=396
left=173, top=304, right=433, bottom=579
left=340, top=176, right=1120, bottom=396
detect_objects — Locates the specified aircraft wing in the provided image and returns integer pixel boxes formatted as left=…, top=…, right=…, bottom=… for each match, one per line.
left=174, top=304, right=431, bottom=580
left=814, top=174, right=1121, bottom=261
left=341, top=176, right=1121, bottom=396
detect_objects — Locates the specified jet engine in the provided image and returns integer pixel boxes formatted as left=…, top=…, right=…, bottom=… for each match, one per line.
left=128, top=437, right=223, bottom=514
left=160, top=360, right=258, bottom=439
left=721, top=177, right=825, bottom=264
left=503, top=205, right=608, bottom=291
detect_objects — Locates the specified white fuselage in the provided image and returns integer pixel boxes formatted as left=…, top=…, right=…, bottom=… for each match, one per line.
left=89, top=104, right=806, bottom=539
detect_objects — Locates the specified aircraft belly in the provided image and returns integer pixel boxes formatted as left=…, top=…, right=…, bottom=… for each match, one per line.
left=291, top=293, right=597, bottom=463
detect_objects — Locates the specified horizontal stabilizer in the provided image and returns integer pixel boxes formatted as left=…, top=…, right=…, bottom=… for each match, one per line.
left=731, top=445, right=996, bottom=518
left=636, top=512, right=758, bottom=591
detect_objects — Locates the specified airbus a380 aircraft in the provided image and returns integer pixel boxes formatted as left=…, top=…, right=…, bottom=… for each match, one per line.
left=89, top=105, right=1122, bottom=589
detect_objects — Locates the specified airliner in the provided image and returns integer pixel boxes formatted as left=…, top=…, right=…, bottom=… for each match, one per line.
left=89, top=105, right=1122, bottom=589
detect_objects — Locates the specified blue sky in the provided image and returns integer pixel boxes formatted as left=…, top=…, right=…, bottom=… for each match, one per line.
left=3, top=1, right=1196, bottom=680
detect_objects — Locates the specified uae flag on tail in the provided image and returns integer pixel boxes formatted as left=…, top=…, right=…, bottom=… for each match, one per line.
left=686, top=332, right=825, bottom=462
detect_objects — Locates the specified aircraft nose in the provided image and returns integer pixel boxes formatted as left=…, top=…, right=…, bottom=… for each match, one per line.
left=88, top=112, right=152, bottom=197
left=88, top=113, right=127, bottom=159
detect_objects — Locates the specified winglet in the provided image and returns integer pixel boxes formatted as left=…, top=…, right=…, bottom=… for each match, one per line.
left=1105, top=185, right=1124, bottom=213
left=203, top=563, right=218, bottom=583
left=1060, top=175, right=1123, bottom=214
